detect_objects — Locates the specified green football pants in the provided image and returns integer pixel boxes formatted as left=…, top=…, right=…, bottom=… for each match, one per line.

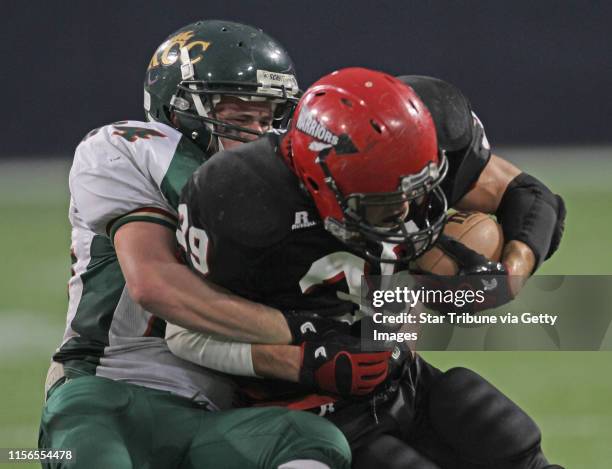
left=39, top=375, right=351, bottom=469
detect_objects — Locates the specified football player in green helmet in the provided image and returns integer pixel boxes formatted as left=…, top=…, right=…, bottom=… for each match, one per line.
left=39, top=19, right=350, bottom=469
left=144, top=19, right=299, bottom=151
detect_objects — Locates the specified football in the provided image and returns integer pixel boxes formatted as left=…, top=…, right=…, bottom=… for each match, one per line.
left=415, top=211, right=504, bottom=275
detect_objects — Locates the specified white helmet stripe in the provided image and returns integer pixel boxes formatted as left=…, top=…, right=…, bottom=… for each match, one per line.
left=180, top=46, right=208, bottom=118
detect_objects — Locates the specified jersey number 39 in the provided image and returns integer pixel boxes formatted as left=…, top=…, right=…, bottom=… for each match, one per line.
left=177, top=203, right=209, bottom=275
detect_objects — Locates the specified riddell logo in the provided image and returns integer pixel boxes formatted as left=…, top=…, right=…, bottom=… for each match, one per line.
left=292, top=211, right=317, bottom=230
left=296, top=105, right=339, bottom=146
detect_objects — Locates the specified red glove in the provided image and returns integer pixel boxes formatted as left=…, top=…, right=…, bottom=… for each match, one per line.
left=299, top=335, right=391, bottom=397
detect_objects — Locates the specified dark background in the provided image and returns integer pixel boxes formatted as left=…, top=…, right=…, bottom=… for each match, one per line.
left=3, top=0, right=610, bottom=157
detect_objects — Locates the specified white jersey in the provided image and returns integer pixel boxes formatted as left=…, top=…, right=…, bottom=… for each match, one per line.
left=53, top=120, right=234, bottom=410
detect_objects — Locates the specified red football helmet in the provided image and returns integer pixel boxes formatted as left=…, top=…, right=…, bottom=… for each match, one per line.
left=283, top=67, right=448, bottom=263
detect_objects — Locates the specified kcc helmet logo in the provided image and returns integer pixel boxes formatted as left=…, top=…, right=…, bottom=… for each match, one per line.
left=147, top=31, right=210, bottom=70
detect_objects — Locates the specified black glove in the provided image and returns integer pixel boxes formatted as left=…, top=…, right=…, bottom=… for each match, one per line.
left=299, top=334, right=391, bottom=397
left=285, top=306, right=353, bottom=344
left=434, top=233, right=505, bottom=275
left=418, top=234, right=514, bottom=312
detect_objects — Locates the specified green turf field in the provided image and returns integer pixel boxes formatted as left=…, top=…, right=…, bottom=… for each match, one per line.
left=1, top=149, right=611, bottom=468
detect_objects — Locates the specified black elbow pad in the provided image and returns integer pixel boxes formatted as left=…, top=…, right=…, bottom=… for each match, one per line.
left=546, top=193, right=566, bottom=261
left=496, top=173, right=566, bottom=270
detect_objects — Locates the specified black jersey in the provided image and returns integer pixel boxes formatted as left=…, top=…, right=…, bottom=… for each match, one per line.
left=179, top=76, right=492, bottom=314
left=180, top=134, right=370, bottom=315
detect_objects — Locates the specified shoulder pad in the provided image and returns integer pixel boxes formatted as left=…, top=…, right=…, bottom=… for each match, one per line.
left=79, top=120, right=179, bottom=147
left=71, top=120, right=193, bottom=236
left=77, top=120, right=203, bottom=192
left=188, top=135, right=310, bottom=247
left=396, top=75, right=473, bottom=152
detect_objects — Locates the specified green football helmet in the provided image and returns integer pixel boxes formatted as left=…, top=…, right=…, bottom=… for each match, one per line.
left=144, top=19, right=299, bottom=151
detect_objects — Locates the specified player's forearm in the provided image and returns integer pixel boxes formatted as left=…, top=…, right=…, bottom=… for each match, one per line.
left=165, top=323, right=300, bottom=380
left=137, top=261, right=292, bottom=344
left=251, top=344, right=301, bottom=382
left=454, top=154, right=564, bottom=274
left=115, top=222, right=293, bottom=344
left=166, top=323, right=257, bottom=376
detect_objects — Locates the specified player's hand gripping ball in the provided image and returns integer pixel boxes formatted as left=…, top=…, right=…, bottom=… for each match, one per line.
left=415, top=212, right=515, bottom=312
left=415, top=211, right=503, bottom=275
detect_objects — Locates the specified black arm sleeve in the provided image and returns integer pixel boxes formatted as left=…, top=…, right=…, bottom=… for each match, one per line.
left=495, top=173, right=566, bottom=270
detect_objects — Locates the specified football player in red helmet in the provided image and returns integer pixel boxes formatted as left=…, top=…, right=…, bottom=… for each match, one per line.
left=175, top=67, right=565, bottom=469
left=284, top=67, right=448, bottom=263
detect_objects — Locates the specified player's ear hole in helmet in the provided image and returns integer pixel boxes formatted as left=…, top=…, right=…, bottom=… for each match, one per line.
left=144, top=19, right=300, bottom=152
left=282, top=67, right=448, bottom=264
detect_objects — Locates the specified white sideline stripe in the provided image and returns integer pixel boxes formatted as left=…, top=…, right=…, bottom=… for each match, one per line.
left=0, top=158, right=70, bottom=205
left=3, top=149, right=612, bottom=206
left=0, top=310, right=64, bottom=361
